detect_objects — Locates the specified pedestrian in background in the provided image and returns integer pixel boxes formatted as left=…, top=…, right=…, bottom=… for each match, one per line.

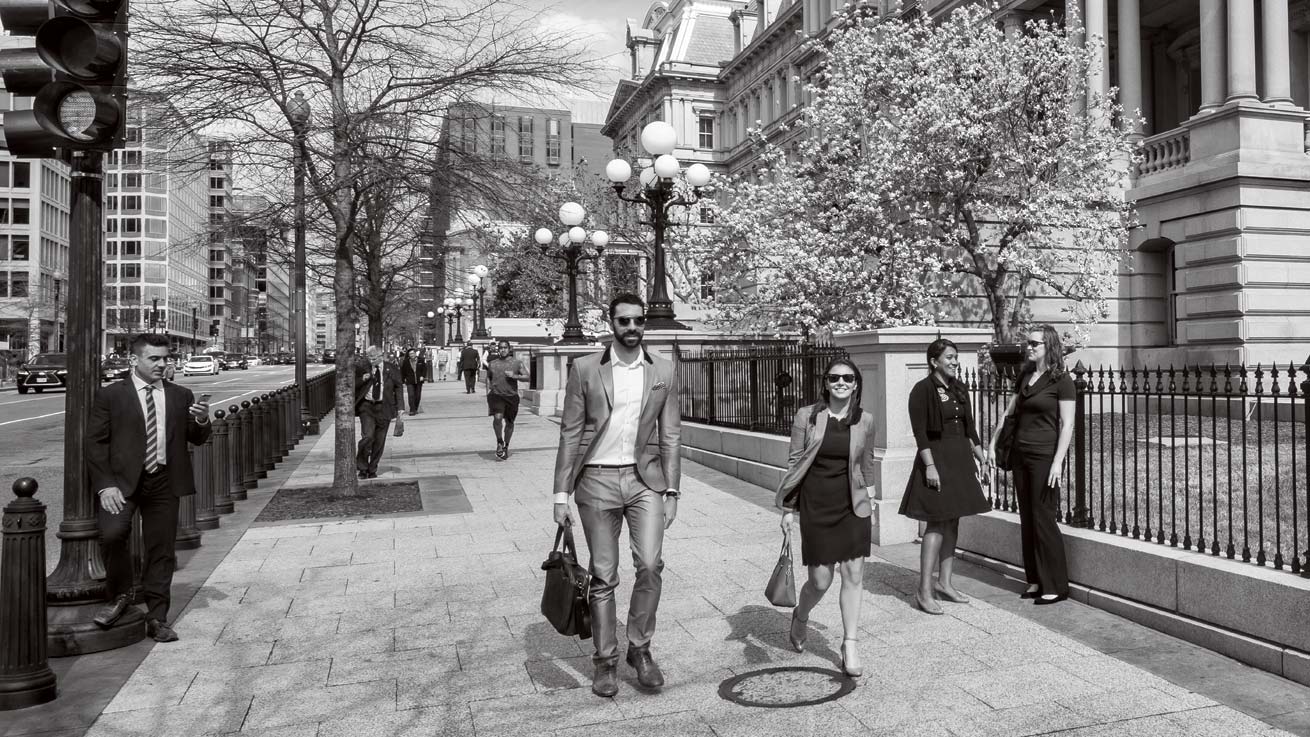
left=86, top=332, right=212, bottom=643
left=401, top=347, right=427, bottom=415
left=900, top=338, right=992, bottom=614
left=774, top=357, right=875, bottom=678
left=354, top=345, right=402, bottom=479
left=485, top=339, right=529, bottom=460
left=988, top=324, right=1074, bottom=605
left=445, top=347, right=460, bottom=381
left=459, top=342, right=481, bottom=394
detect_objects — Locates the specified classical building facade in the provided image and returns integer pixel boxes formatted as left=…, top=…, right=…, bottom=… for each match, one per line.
left=604, top=0, right=1310, bottom=365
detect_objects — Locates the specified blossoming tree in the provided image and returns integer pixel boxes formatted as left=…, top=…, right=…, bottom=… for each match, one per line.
left=703, top=4, right=1138, bottom=342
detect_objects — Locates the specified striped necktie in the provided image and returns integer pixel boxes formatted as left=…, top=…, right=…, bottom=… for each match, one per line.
left=144, top=384, right=160, bottom=473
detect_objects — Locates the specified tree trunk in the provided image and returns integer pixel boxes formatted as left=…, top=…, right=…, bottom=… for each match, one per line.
left=330, top=75, right=358, bottom=495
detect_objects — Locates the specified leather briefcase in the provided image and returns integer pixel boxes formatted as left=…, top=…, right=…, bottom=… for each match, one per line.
left=541, top=524, right=592, bottom=639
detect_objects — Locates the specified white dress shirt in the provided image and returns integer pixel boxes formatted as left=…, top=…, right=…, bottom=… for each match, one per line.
left=131, top=372, right=168, bottom=467
left=553, top=353, right=646, bottom=505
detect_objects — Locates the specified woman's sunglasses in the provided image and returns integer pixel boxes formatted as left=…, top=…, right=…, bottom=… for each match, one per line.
left=826, top=373, right=857, bottom=384
left=615, top=316, right=646, bottom=327
left=1025, top=340, right=1044, bottom=348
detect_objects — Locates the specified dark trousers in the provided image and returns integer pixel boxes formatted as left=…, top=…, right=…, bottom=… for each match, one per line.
left=1013, top=449, right=1069, bottom=596
left=405, top=382, right=422, bottom=412
left=463, top=369, right=477, bottom=393
left=97, top=468, right=179, bottom=622
left=356, top=401, right=391, bottom=474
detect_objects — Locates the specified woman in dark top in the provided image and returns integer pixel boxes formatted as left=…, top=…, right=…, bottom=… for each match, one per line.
left=989, top=325, right=1076, bottom=604
left=900, top=339, right=992, bottom=614
left=774, top=358, right=876, bottom=677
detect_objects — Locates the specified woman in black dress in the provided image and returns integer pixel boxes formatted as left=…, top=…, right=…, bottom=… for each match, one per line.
left=900, top=339, right=992, bottom=614
left=774, top=358, right=876, bottom=677
left=988, top=324, right=1075, bottom=605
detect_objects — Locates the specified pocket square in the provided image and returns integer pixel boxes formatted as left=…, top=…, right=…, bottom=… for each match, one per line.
left=652, top=381, right=668, bottom=391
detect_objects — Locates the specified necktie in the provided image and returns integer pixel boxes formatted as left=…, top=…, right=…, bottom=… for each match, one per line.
left=372, top=368, right=381, bottom=401
left=144, top=385, right=159, bottom=473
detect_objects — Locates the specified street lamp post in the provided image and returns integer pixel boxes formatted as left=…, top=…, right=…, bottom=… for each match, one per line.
left=288, top=91, right=316, bottom=434
left=606, top=121, right=712, bottom=331
left=534, top=203, right=608, bottom=345
left=189, top=302, right=198, bottom=355
left=437, top=307, right=455, bottom=344
left=467, top=264, right=489, bottom=339
left=444, top=295, right=471, bottom=344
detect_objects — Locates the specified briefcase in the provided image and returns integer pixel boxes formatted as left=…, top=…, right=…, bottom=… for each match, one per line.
left=541, top=524, right=592, bottom=639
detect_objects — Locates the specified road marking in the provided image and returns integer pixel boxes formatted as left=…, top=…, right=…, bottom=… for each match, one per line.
left=212, top=377, right=244, bottom=385
left=0, top=396, right=59, bottom=407
left=0, top=411, right=65, bottom=427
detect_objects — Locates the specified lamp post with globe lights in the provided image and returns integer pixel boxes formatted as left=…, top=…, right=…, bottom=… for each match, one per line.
left=606, top=120, right=711, bottom=331
left=444, top=294, right=473, bottom=343
left=467, top=264, right=490, bottom=339
left=534, top=201, right=608, bottom=345
left=288, top=90, right=315, bottom=434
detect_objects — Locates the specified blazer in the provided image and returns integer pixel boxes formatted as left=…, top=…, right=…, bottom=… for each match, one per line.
left=86, top=378, right=212, bottom=498
left=354, top=362, right=403, bottom=419
left=553, top=345, right=681, bottom=496
left=773, top=403, right=876, bottom=517
left=459, top=347, right=481, bottom=371
left=400, top=357, right=427, bottom=384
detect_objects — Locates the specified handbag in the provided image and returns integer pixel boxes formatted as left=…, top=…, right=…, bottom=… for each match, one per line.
left=994, top=415, right=1016, bottom=471
left=393, top=414, right=405, bottom=437
left=540, top=525, right=592, bottom=639
left=765, top=533, right=798, bottom=607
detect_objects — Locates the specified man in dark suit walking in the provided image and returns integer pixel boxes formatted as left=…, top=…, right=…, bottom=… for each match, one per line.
left=400, top=348, right=427, bottom=416
left=355, top=345, right=402, bottom=478
left=459, top=342, right=481, bottom=394
left=87, top=333, right=211, bottom=642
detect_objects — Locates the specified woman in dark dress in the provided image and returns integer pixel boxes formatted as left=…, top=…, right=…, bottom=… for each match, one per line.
left=900, top=339, right=992, bottom=614
left=988, top=324, right=1075, bottom=605
left=774, top=358, right=876, bottom=678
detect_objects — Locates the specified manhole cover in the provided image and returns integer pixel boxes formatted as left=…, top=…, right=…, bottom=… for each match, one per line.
left=718, top=666, right=855, bottom=708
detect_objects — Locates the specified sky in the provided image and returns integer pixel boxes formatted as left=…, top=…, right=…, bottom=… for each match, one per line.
left=520, top=0, right=656, bottom=108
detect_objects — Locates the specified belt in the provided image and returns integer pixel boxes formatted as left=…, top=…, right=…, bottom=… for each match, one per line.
left=583, top=463, right=636, bottom=470
left=143, top=464, right=168, bottom=476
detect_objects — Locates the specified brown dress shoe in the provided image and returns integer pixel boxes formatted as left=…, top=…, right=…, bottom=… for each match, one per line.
left=626, top=646, right=665, bottom=689
left=591, top=661, right=618, bottom=698
left=93, top=595, right=132, bottom=629
left=146, top=619, right=179, bottom=642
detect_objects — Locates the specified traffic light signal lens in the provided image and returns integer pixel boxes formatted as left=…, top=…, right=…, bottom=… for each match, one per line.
left=56, top=89, right=97, bottom=140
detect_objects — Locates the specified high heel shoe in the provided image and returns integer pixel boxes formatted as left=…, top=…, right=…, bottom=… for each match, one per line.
left=840, top=638, right=862, bottom=677
left=788, top=611, right=808, bottom=653
left=914, top=592, right=944, bottom=615
left=933, top=583, right=970, bottom=604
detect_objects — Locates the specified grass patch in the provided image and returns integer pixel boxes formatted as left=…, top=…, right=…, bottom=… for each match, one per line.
left=256, top=481, right=422, bottom=523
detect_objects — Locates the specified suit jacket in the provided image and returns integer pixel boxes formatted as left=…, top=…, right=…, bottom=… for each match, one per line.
left=354, top=362, right=403, bottom=419
left=773, top=403, right=876, bottom=517
left=86, top=378, right=212, bottom=498
left=553, top=345, right=681, bottom=496
left=400, top=356, right=427, bottom=384
left=459, top=347, right=481, bottom=371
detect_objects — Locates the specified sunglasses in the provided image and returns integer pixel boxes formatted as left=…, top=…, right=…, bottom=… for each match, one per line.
left=1025, top=340, right=1044, bottom=348
left=615, top=316, right=647, bottom=327
left=826, top=373, right=857, bottom=384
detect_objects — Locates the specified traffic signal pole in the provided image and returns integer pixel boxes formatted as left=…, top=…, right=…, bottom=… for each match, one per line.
left=47, top=151, right=146, bottom=655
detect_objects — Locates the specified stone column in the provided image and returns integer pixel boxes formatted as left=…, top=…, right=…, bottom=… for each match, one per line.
left=1262, top=0, right=1294, bottom=104
left=1200, top=0, right=1227, bottom=111
left=1086, top=0, right=1109, bottom=104
left=834, top=327, right=992, bottom=546
left=1118, top=0, right=1145, bottom=137
left=1227, top=0, right=1259, bottom=101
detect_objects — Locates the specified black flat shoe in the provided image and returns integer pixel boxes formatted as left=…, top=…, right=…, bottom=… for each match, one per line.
left=1034, top=593, right=1068, bottom=606
left=1019, top=587, right=1040, bottom=600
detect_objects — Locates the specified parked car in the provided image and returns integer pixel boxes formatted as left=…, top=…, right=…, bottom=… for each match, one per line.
left=16, top=353, right=67, bottom=394
left=321, top=349, right=336, bottom=364
left=277, top=352, right=293, bottom=365
left=246, top=355, right=262, bottom=368
left=101, top=356, right=132, bottom=382
left=183, top=355, right=221, bottom=376
left=226, top=353, right=249, bottom=370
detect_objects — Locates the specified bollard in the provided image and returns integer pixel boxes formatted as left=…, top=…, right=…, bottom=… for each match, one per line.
left=275, top=389, right=289, bottom=460
left=240, top=401, right=257, bottom=491
left=130, top=512, right=145, bottom=603
left=293, top=385, right=305, bottom=442
left=211, top=410, right=234, bottom=514
left=262, top=392, right=278, bottom=470
left=194, top=434, right=219, bottom=531
left=252, top=397, right=269, bottom=478
left=175, top=451, right=202, bottom=551
left=0, top=478, right=58, bottom=710
left=229, top=405, right=249, bottom=500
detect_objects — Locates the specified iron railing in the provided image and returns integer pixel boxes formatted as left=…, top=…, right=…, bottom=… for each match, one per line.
left=676, top=343, right=850, bottom=436
left=967, top=360, right=1310, bottom=577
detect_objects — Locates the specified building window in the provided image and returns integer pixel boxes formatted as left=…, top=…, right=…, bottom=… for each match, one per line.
left=11, top=162, right=29, bottom=188
left=10, top=271, right=27, bottom=298
left=122, top=150, right=141, bottom=167
left=210, top=176, right=225, bottom=189
left=210, top=195, right=225, bottom=208
left=491, top=115, right=506, bottom=157
left=209, top=285, right=224, bottom=298
left=518, top=116, right=534, bottom=159
left=126, top=127, right=141, bottom=143
left=1166, top=244, right=1180, bottom=346
left=698, top=116, right=715, bottom=149
left=546, top=118, right=561, bottom=165
left=698, top=269, right=715, bottom=301
left=463, top=117, right=477, bottom=153
left=0, top=271, right=7, bottom=298
left=699, top=206, right=715, bottom=224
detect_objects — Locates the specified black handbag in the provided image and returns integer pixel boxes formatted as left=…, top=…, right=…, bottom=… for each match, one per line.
left=541, top=525, right=592, bottom=639
left=765, top=533, right=797, bottom=607
left=995, top=376, right=1029, bottom=472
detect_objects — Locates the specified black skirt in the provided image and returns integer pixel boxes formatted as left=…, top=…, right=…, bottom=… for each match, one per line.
left=797, top=417, right=871, bottom=566
left=900, top=416, right=992, bottom=522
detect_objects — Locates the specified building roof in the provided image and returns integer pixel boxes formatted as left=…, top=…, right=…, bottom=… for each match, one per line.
left=684, top=12, right=737, bottom=65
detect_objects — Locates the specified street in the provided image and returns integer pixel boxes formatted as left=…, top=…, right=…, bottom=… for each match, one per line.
left=0, top=364, right=334, bottom=574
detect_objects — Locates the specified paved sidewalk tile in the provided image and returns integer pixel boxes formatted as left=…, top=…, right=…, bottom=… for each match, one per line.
left=77, top=380, right=1304, bottom=737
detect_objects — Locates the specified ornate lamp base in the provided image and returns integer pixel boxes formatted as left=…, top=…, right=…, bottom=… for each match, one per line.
left=47, top=604, right=146, bottom=658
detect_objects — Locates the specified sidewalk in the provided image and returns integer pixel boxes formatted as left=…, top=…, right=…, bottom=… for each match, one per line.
left=63, top=379, right=1309, bottom=736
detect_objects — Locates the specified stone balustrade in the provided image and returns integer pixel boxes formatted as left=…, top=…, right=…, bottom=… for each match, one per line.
left=1137, top=127, right=1191, bottom=176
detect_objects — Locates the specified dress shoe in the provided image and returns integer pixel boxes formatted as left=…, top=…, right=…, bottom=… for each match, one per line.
left=93, top=595, right=132, bottom=629
left=840, top=638, right=863, bottom=678
left=1034, top=593, right=1068, bottom=606
left=146, top=618, right=179, bottom=642
left=625, top=646, right=665, bottom=689
left=933, top=583, right=970, bottom=604
left=591, top=661, right=618, bottom=697
left=788, top=611, right=808, bottom=653
left=915, top=592, right=944, bottom=615
left=1020, top=585, right=1040, bottom=600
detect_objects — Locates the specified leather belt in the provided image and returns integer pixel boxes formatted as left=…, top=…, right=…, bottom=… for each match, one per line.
left=584, top=463, right=636, bottom=470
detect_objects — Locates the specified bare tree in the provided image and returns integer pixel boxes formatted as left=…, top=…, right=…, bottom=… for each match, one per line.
left=134, top=0, right=596, bottom=491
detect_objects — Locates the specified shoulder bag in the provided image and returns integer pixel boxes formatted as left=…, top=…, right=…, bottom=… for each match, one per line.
left=541, top=524, right=592, bottom=639
left=994, top=375, right=1028, bottom=472
left=764, top=532, right=798, bottom=607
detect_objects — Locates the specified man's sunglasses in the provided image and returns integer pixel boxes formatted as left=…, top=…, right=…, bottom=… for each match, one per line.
left=826, top=373, right=857, bottom=384
left=615, top=316, right=647, bottom=327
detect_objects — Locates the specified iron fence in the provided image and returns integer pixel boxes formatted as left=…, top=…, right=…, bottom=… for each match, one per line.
left=676, top=343, right=850, bottom=436
left=968, top=360, right=1310, bottom=577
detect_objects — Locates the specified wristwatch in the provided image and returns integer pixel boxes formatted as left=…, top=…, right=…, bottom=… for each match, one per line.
left=661, top=489, right=681, bottom=499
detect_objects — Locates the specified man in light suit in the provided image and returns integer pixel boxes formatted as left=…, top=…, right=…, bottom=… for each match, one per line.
left=552, top=293, right=681, bottom=698
left=354, top=345, right=403, bottom=479
left=87, top=332, right=212, bottom=642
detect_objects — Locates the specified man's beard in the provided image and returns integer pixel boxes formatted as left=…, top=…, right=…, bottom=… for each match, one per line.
left=616, top=331, right=642, bottom=347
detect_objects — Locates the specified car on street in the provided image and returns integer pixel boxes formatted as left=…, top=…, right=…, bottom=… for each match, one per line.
left=16, top=353, right=67, bottom=394
left=101, top=356, right=132, bottom=382
left=183, top=355, right=221, bottom=376
left=246, top=355, right=262, bottom=367
left=225, top=353, right=249, bottom=370
left=322, top=349, right=336, bottom=364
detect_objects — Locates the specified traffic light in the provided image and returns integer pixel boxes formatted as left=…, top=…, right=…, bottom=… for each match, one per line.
left=0, top=0, right=130, bottom=158
left=209, top=320, right=220, bottom=337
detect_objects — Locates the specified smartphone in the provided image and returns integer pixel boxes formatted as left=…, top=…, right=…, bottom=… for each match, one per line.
left=199, top=393, right=212, bottom=404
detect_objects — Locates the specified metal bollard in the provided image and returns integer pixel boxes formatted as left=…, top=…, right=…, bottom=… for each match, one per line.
left=248, top=397, right=265, bottom=479
left=224, top=406, right=246, bottom=502
left=0, top=478, right=58, bottom=710
left=293, top=385, right=305, bottom=442
left=260, top=393, right=276, bottom=472
left=240, top=401, right=257, bottom=492
left=275, top=389, right=289, bottom=460
left=285, top=387, right=297, bottom=451
left=210, top=413, right=234, bottom=515
left=175, top=452, right=202, bottom=551
left=194, top=433, right=219, bottom=531
left=267, top=391, right=282, bottom=467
